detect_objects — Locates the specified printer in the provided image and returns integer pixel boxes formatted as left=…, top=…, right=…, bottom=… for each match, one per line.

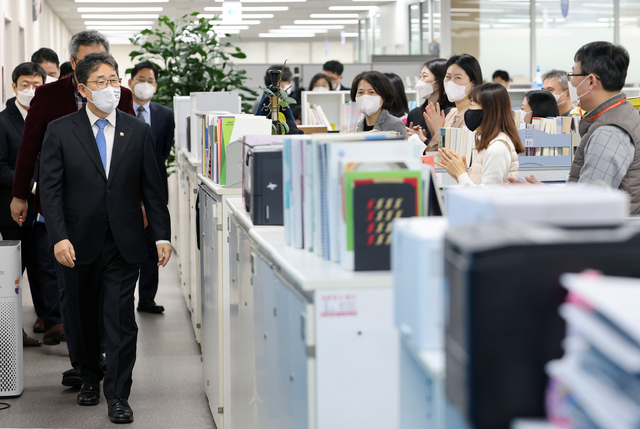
left=444, top=221, right=640, bottom=429
left=243, top=138, right=284, bottom=225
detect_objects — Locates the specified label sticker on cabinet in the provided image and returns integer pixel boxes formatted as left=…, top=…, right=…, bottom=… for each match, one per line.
left=319, top=293, right=357, bottom=317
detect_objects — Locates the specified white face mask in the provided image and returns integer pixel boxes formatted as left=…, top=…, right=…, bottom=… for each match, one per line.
left=17, top=87, right=36, bottom=107
left=134, top=82, right=156, bottom=101
left=331, top=80, right=340, bottom=90
left=444, top=80, right=472, bottom=103
left=519, top=109, right=531, bottom=123
left=553, top=91, right=569, bottom=107
left=85, top=85, right=121, bottom=114
left=568, top=75, right=592, bottom=105
left=356, top=94, right=382, bottom=117
left=415, top=80, right=436, bottom=100
left=312, top=86, right=330, bottom=92
left=45, top=75, right=58, bottom=84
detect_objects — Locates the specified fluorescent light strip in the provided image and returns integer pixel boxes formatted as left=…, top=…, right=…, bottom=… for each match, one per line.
left=84, top=21, right=155, bottom=25
left=269, top=28, right=328, bottom=33
left=294, top=19, right=358, bottom=24
left=212, top=25, right=249, bottom=30
left=86, top=26, right=151, bottom=30
left=107, top=40, right=135, bottom=45
left=216, top=0, right=303, bottom=2
left=280, top=25, right=345, bottom=30
left=78, top=7, right=163, bottom=12
left=342, top=32, right=358, bottom=37
left=204, top=6, right=288, bottom=11
left=310, top=14, right=358, bottom=18
left=76, top=0, right=168, bottom=2
left=81, top=14, right=160, bottom=19
left=199, top=13, right=274, bottom=19
left=210, top=20, right=260, bottom=25
left=213, top=29, right=241, bottom=34
left=97, top=30, right=139, bottom=34
left=259, top=33, right=315, bottom=37
left=328, top=6, right=378, bottom=11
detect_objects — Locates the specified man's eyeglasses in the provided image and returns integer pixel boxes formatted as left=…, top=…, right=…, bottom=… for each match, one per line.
left=86, top=78, right=122, bottom=89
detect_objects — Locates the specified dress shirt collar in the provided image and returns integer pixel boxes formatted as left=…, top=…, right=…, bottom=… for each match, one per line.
left=15, top=101, right=28, bottom=120
left=86, top=106, right=117, bottom=129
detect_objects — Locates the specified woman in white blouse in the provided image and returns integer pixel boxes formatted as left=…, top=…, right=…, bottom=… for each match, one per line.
left=437, top=83, right=526, bottom=185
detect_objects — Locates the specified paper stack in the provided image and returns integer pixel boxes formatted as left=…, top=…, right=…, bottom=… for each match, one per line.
left=546, top=273, right=640, bottom=429
left=305, top=103, right=334, bottom=131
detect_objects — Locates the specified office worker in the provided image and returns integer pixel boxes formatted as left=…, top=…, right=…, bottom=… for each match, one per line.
left=424, top=54, right=483, bottom=151
left=11, top=30, right=136, bottom=389
left=406, top=58, right=454, bottom=145
left=521, top=90, right=560, bottom=124
left=383, top=72, right=410, bottom=121
left=437, top=83, right=525, bottom=185
left=308, top=73, right=332, bottom=91
left=323, top=60, right=349, bottom=91
left=40, top=53, right=171, bottom=424
left=542, top=69, right=573, bottom=117
left=0, top=62, right=49, bottom=347
left=352, top=71, right=408, bottom=138
left=128, top=61, right=175, bottom=314
left=492, top=70, right=510, bottom=89
left=509, top=42, right=640, bottom=216
left=60, top=61, right=73, bottom=79
left=31, top=47, right=60, bottom=83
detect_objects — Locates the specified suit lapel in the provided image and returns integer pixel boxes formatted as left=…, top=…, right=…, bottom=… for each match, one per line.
left=108, top=110, right=134, bottom=186
left=72, top=109, right=107, bottom=181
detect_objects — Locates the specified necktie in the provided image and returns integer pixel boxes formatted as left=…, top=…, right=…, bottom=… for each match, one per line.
left=96, top=119, right=108, bottom=173
left=137, top=105, right=145, bottom=122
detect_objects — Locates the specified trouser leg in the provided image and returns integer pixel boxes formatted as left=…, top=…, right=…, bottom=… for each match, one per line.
left=32, top=223, right=62, bottom=331
left=55, top=259, right=81, bottom=369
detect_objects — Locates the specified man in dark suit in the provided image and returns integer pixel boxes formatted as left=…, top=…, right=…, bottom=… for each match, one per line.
left=40, top=52, right=171, bottom=424
left=11, top=30, right=136, bottom=388
left=0, top=62, right=52, bottom=347
left=128, top=61, right=175, bottom=314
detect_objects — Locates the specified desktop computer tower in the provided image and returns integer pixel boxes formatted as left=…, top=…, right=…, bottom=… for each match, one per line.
left=243, top=142, right=283, bottom=225
left=444, top=221, right=640, bottom=429
left=0, top=241, right=23, bottom=397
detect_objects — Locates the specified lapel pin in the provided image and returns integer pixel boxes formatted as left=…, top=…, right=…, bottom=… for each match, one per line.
left=120, top=132, right=124, bottom=137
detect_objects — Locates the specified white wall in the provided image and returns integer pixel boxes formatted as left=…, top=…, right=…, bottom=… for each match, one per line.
left=0, top=0, right=71, bottom=106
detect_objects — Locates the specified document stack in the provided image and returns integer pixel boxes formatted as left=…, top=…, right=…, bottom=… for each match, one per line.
left=546, top=273, right=640, bottom=429
left=305, top=104, right=334, bottom=130
left=439, top=127, right=474, bottom=167
left=282, top=132, right=430, bottom=271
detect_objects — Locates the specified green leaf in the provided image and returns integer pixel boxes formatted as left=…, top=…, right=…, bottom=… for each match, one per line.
left=284, top=96, right=297, bottom=105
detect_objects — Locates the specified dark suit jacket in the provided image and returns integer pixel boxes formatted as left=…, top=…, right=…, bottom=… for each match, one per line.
left=0, top=98, right=37, bottom=227
left=39, top=108, right=170, bottom=265
left=148, top=101, right=174, bottom=203
left=12, top=74, right=135, bottom=215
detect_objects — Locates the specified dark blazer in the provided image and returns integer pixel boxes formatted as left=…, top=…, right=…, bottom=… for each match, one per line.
left=148, top=101, right=175, bottom=202
left=39, top=108, right=170, bottom=265
left=0, top=98, right=37, bottom=227
left=12, top=73, right=135, bottom=215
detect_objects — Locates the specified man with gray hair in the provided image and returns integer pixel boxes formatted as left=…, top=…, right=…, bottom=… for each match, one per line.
left=10, top=30, right=135, bottom=388
left=542, top=69, right=573, bottom=116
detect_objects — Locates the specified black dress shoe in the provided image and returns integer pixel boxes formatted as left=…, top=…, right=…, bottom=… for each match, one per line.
left=62, top=368, right=83, bottom=388
left=108, top=398, right=134, bottom=424
left=137, top=299, right=164, bottom=314
left=77, top=382, right=100, bottom=406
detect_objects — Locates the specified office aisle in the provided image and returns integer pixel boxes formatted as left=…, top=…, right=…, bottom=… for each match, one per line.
left=0, top=257, right=215, bottom=429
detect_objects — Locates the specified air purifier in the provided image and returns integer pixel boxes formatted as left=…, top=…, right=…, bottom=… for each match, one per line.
left=0, top=240, right=23, bottom=397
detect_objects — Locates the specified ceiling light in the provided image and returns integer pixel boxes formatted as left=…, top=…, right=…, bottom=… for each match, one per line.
left=294, top=20, right=358, bottom=24
left=310, top=14, right=358, bottom=18
left=213, top=29, right=241, bottom=34
left=342, top=32, right=358, bottom=37
left=81, top=14, right=160, bottom=19
left=86, top=25, right=151, bottom=30
left=199, top=13, right=274, bottom=19
left=352, top=0, right=394, bottom=2
left=210, top=20, right=260, bottom=25
left=269, top=28, right=328, bottom=33
left=211, top=25, right=249, bottom=30
left=259, top=33, right=315, bottom=37
left=217, top=0, right=304, bottom=2
left=76, top=0, right=168, bottom=3
left=107, top=39, right=135, bottom=45
left=280, top=25, right=345, bottom=30
left=78, top=7, right=163, bottom=12
left=84, top=21, right=155, bottom=25
left=205, top=6, right=288, bottom=11
left=96, top=30, right=139, bottom=34
left=328, top=6, right=378, bottom=11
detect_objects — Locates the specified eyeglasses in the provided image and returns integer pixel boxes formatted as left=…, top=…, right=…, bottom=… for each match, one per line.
left=86, top=78, right=122, bottom=89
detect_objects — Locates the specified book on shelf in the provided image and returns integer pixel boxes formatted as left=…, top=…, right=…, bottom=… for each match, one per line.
left=439, top=127, right=474, bottom=167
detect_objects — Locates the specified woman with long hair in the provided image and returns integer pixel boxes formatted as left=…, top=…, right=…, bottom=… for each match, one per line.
left=437, top=83, right=525, bottom=185
left=406, top=58, right=453, bottom=143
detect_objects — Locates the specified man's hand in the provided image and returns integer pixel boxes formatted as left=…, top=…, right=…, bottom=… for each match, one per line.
left=141, top=202, right=148, bottom=228
left=10, top=198, right=28, bottom=226
left=157, top=243, right=172, bottom=267
left=54, top=239, right=76, bottom=268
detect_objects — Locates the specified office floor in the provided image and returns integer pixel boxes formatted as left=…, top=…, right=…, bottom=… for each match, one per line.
left=0, top=257, right=215, bottom=429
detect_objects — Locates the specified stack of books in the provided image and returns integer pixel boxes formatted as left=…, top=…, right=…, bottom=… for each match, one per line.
left=283, top=132, right=438, bottom=271
left=546, top=273, right=640, bottom=429
left=305, top=103, right=334, bottom=130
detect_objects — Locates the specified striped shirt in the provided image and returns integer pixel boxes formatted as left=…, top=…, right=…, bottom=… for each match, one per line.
left=578, top=125, right=635, bottom=188
left=71, top=73, right=88, bottom=110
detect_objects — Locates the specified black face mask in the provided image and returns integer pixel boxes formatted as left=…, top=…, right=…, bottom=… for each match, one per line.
left=464, top=109, right=483, bottom=132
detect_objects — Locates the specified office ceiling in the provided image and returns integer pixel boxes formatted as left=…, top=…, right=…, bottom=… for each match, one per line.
left=45, top=0, right=394, bottom=44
